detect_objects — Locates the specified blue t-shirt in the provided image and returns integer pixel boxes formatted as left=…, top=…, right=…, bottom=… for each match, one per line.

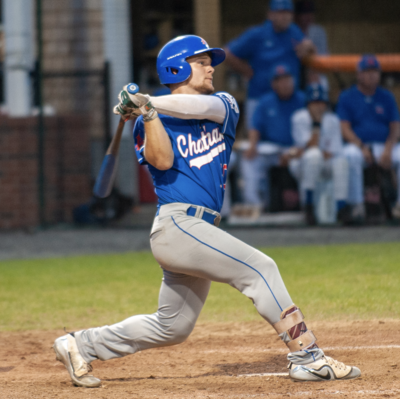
left=133, top=92, right=240, bottom=213
left=227, top=20, right=304, bottom=99
left=253, top=90, right=306, bottom=146
left=337, top=85, right=400, bottom=143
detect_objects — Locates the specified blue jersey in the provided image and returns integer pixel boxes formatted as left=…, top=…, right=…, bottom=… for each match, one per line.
left=227, top=20, right=304, bottom=99
left=253, top=90, right=306, bottom=146
left=133, top=92, right=240, bottom=213
left=337, top=85, right=400, bottom=143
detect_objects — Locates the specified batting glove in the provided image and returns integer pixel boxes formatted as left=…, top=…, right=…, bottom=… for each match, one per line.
left=113, top=102, right=140, bottom=121
left=118, top=86, right=158, bottom=122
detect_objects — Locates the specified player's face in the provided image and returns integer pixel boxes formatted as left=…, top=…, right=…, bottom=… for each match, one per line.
left=295, top=12, right=314, bottom=31
left=308, top=101, right=327, bottom=117
left=186, top=54, right=215, bottom=95
left=272, top=75, right=295, bottom=99
left=357, top=69, right=381, bottom=91
left=268, top=11, right=293, bottom=32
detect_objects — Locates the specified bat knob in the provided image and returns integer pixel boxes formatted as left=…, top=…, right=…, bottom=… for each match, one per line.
left=127, top=83, right=139, bottom=95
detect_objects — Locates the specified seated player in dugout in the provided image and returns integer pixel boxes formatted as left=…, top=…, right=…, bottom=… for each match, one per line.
left=53, top=35, right=360, bottom=388
left=337, top=55, right=400, bottom=221
left=290, top=83, right=351, bottom=225
left=241, top=64, right=305, bottom=213
left=224, top=0, right=315, bottom=131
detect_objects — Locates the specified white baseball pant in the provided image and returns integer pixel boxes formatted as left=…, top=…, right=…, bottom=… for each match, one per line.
left=343, top=143, right=400, bottom=205
left=289, top=147, right=349, bottom=202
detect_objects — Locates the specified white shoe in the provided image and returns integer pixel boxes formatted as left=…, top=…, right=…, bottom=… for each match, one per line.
left=392, top=203, right=400, bottom=219
left=351, top=204, right=365, bottom=223
left=289, top=355, right=361, bottom=382
left=53, top=334, right=101, bottom=388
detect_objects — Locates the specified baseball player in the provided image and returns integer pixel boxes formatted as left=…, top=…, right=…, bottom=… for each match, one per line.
left=337, top=55, right=400, bottom=220
left=290, top=83, right=350, bottom=225
left=53, top=35, right=360, bottom=388
left=225, top=0, right=315, bottom=129
left=241, top=64, right=305, bottom=211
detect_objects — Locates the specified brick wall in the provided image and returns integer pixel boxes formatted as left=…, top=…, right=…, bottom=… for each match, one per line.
left=41, top=0, right=105, bottom=140
left=0, top=115, right=91, bottom=229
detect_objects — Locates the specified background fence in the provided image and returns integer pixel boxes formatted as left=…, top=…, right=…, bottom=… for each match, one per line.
left=1, top=0, right=400, bottom=229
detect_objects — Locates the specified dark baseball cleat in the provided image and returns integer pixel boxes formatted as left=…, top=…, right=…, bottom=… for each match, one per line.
left=53, top=334, right=101, bottom=388
left=337, top=204, right=353, bottom=225
left=289, top=355, right=361, bottom=382
left=304, top=204, right=317, bottom=226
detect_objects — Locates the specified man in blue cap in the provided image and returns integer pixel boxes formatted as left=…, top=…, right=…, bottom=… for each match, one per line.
left=290, top=83, right=350, bottom=225
left=225, top=0, right=315, bottom=130
left=241, top=64, right=305, bottom=211
left=337, top=55, right=400, bottom=220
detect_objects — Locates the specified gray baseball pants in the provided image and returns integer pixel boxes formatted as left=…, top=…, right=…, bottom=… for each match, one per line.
left=75, top=203, right=294, bottom=363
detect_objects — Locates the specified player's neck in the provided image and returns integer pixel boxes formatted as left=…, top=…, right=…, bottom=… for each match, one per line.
left=357, top=84, right=377, bottom=97
left=170, top=84, right=207, bottom=95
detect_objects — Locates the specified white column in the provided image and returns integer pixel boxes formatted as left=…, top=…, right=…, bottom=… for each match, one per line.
left=3, top=0, right=35, bottom=117
left=194, top=0, right=224, bottom=92
left=102, top=0, right=132, bottom=135
left=102, top=0, right=136, bottom=198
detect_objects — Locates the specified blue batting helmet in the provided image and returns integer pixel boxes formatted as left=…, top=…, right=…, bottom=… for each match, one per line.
left=156, top=35, right=226, bottom=85
left=306, top=83, right=329, bottom=103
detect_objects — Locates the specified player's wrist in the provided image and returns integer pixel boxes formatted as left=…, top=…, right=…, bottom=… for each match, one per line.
left=312, top=121, right=321, bottom=128
left=142, top=100, right=159, bottom=122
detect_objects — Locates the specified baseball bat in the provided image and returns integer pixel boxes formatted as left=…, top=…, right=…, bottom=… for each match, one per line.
left=93, top=83, right=139, bottom=198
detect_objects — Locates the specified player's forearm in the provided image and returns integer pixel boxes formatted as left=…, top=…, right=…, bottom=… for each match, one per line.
left=248, top=129, right=260, bottom=146
left=151, top=94, right=226, bottom=124
left=306, top=132, right=319, bottom=148
left=143, top=118, right=174, bottom=170
left=224, top=48, right=253, bottom=79
left=385, top=122, right=400, bottom=150
left=296, top=39, right=316, bottom=59
left=341, top=122, right=362, bottom=146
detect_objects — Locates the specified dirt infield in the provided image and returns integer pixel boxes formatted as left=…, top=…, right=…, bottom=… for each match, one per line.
left=0, top=320, right=399, bottom=398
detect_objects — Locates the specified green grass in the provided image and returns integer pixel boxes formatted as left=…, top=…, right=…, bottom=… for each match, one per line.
left=0, top=242, right=399, bottom=331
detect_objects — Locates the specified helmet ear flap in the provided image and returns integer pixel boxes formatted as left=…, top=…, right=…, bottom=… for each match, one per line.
left=159, top=60, right=192, bottom=85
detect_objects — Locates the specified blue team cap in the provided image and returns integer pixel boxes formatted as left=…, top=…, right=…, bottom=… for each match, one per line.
left=271, top=64, right=292, bottom=81
left=306, top=83, right=329, bottom=103
left=270, top=0, right=294, bottom=11
left=358, top=55, right=381, bottom=71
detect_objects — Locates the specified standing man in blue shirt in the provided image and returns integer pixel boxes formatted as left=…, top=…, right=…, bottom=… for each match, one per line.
left=337, top=55, right=400, bottom=219
left=53, top=35, right=360, bottom=388
left=242, top=64, right=305, bottom=210
left=225, top=0, right=315, bottom=130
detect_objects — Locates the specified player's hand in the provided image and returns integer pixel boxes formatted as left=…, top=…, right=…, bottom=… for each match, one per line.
left=118, top=85, right=158, bottom=122
left=113, top=102, right=140, bottom=121
left=309, top=107, right=324, bottom=124
left=295, top=39, right=315, bottom=59
left=244, top=144, right=258, bottom=159
left=378, top=148, right=392, bottom=169
left=280, top=147, right=302, bottom=166
left=361, top=145, right=373, bottom=164
left=119, top=88, right=150, bottom=109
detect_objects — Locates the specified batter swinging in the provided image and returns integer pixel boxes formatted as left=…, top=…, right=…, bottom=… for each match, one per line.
left=53, top=35, right=360, bottom=388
